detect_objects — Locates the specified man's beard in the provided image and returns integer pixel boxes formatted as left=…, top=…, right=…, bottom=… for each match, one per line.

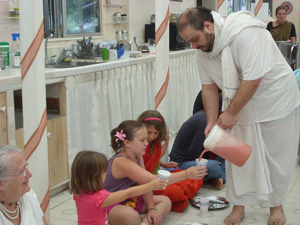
left=203, top=32, right=215, bottom=53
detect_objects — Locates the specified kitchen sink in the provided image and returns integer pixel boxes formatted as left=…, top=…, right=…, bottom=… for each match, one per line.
left=45, top=61, right=104, bottom=69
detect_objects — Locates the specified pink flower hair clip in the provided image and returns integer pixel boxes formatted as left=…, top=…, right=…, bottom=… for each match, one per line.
left=115, top=129, right=126, bottom=143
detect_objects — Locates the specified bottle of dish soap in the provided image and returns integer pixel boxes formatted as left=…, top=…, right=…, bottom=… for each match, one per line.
left=10, top=33, right=20, bottom=68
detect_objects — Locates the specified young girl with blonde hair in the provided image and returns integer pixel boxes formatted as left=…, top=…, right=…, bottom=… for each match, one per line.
left=103, top=120, right=206, bottom=225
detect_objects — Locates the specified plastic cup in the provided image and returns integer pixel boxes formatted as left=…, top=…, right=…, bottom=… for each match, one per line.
left=157, top=170, right=170, bottom=190
left=203, top=125, right=252, bottom=167
left=109, top=49, right=117, bottom=61
left=195, top=158, right=207, bottom=174
left=101, top=49, right=109, bottom=61
left=157, top=170, right=171, bottom=180
left=199, top=197, right=209, bottom=213
left=195, top=158, right=207, bottom=168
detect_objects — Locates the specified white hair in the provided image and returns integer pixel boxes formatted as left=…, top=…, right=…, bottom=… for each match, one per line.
left=0, top=145, right=21, bottom=180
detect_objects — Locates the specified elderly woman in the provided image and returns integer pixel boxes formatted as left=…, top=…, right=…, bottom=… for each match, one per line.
left=0, top=145, right=43, bottom=224
left=267, top=5, right=297, bottom=44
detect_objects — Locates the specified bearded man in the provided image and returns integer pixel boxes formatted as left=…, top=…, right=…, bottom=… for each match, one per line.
left=178, top=7, right=300, bottom=225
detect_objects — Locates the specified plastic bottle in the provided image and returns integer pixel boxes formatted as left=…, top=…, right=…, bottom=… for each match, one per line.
left=10, top=33, right=20, bottom=68
left=0, top=42, right=9, bottom=67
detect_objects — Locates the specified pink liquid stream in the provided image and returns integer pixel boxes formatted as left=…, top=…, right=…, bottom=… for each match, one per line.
left=197, top=149, right=209, bottom=161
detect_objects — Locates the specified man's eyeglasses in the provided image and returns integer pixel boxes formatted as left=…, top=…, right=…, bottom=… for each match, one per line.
left=11, top=164, right=29, bottom=177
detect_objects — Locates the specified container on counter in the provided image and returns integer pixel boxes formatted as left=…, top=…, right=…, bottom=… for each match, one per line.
left=113, top=12, right=122, bottom=23
left=0, top=42, right=9, bottom=67
left=122, top=30, right=128, bottom=41
left=10, top=33, right=21, bottom=68
left=121, top=14, right=127, bottom=22
left=0, top=57, right=6, bottom=70
left=116, top=31, right=123, bottom=41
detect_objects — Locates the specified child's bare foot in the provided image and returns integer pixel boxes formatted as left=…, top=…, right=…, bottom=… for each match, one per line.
left=224, top=205, right=245, bottom=225
left=269, top=205, right=286, bottom=225
left=211, top=178, right=224, bottom=190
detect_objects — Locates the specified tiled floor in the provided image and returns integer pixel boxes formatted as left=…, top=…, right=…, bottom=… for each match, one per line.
left=50, top=164, right=300, bottom=225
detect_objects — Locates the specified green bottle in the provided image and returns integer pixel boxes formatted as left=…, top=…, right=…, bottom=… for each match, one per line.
left=0, top=42, right=9, bottom=66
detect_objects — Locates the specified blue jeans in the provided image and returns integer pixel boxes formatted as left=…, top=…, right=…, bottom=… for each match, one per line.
left=177, top=156, right=226, bottom=182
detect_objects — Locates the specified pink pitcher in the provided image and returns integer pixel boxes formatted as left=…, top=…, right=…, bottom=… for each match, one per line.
left=203, top=125, right=252, bottom=167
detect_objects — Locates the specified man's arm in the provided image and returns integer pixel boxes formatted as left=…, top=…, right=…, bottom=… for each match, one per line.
left=202, top=83, right=220, bottom=137
left=217, top=78, right=262, bottom=129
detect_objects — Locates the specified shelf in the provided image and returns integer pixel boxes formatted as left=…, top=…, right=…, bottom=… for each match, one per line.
left=103, top=4, right=128, bottom=7
left=1, top=16, right=19, bottom=19
left=104, top=21, right=128, bottom=25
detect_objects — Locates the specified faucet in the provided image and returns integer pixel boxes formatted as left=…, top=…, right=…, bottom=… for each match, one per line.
left=45, top=34, right=56, bottom=65
left=56, top=48, right=73, bottom=64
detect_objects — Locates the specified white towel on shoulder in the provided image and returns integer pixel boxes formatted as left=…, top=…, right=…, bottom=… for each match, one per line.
left=208, top=11, right=266, bottom=111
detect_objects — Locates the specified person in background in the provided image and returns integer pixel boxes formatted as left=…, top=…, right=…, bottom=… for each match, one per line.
left=0, top=145, right=44, bottom=225
left=137, top=110, right=177, bottom=174
left=169, top=110, right=226, bottom=190
left=69, top=150, right=167, bottom=225
left=267, top=5, right=296, bottom=44
left=178, top=7, right=300, bottom=225
left=103, top=120, right=206, bottom=225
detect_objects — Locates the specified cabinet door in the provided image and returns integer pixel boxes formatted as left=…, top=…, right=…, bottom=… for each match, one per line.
left=0, top=93, right=8, bottom=145
left=47, top=116, right=69, bottom=189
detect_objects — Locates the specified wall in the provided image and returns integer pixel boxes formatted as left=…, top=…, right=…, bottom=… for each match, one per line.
left=130, top=0, right=196, bottom=46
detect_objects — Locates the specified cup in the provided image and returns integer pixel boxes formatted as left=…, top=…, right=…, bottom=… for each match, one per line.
left=199, top=197, right=209, bottom=213
left=203, top=125, right=252, bottom=167
left=0, top=57, right=6, bottom=70
left=157, top=170, right=171, bottom=180
left=195, top=158, right=207, bottom=168
left=109, top=49, right=117, bottom=61
left=195, top=158, right=207, bottom=173
left=100, top=49, right=109, bottom=61
left=157, top=170, right=170, bottom=189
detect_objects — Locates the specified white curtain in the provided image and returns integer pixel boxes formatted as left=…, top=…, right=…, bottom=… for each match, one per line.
left=65, top=51, right=201, bottom=168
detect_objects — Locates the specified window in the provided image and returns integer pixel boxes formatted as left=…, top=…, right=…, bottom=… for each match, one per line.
left=43, top=0, right=101, bottom=38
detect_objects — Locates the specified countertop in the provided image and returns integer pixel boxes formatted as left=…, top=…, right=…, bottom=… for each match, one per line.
left=0, top=49, right=196, bottom=91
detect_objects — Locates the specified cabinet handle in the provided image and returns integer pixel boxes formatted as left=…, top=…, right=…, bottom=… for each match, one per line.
left=47, top=133, right=52, bottom=138
left=0, top=106, right=6, bottom=112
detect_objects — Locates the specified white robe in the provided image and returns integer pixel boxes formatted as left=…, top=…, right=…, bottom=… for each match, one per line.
left=197, top=12, right=300, bottom=207
left=0, top=189, right=44, bottom=225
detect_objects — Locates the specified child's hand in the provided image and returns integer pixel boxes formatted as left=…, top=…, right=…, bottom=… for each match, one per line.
left=186, top=166, right=207, bottom=180
left=160, top=161, right=178, bottom=168
left=150, top=178, right=168, bottom=190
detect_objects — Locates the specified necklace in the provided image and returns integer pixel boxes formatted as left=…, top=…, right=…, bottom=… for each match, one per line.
left=0, top=200, right=14, bottom=206
left=0, top=201, right=20, bottom=220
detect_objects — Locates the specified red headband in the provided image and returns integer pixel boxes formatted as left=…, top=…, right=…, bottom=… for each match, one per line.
left=144, top=117, right=162, bottom=122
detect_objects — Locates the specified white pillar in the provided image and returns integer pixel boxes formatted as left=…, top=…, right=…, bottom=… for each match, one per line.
left=155, top=0, right=170, bottom=112
left=218, top=0, right=228, bottom=16
left=19, top=0, right=50, bottom=223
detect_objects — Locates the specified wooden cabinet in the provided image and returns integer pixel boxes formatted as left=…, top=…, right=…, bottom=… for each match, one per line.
left=0, top=92, right=8, bottom=145
left=46, top=82, right=69, bottom=190
left=47, top=116, right=69, bottom=189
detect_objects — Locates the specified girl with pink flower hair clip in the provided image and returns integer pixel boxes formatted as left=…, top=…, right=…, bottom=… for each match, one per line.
left=104, top=120, right=206, bottom=225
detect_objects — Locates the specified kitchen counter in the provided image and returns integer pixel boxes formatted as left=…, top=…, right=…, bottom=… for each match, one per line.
left=0, top=49, right=196, bottom=91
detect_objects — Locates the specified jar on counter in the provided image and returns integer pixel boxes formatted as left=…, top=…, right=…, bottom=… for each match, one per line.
left=113, top=12, right=122, bottom=23
left=122, top=30, right=128, bottom=41
left=116, top=31, right=123, bottom=41
left=121, top=14, right=127, bottom=22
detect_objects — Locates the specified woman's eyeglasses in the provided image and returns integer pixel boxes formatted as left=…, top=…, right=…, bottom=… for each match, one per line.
left=11, top=164, right=29, bottom=177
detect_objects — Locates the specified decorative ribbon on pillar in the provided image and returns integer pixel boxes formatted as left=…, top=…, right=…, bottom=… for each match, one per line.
left=24, top=108, right=47, bottom=160
left=218, top=0, right=225, bottom=9
left=21, top=21, right=45, bottom=80
left=254, top=0, right=263, bottom=16
left=155, top=6, right=170, bottom=109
